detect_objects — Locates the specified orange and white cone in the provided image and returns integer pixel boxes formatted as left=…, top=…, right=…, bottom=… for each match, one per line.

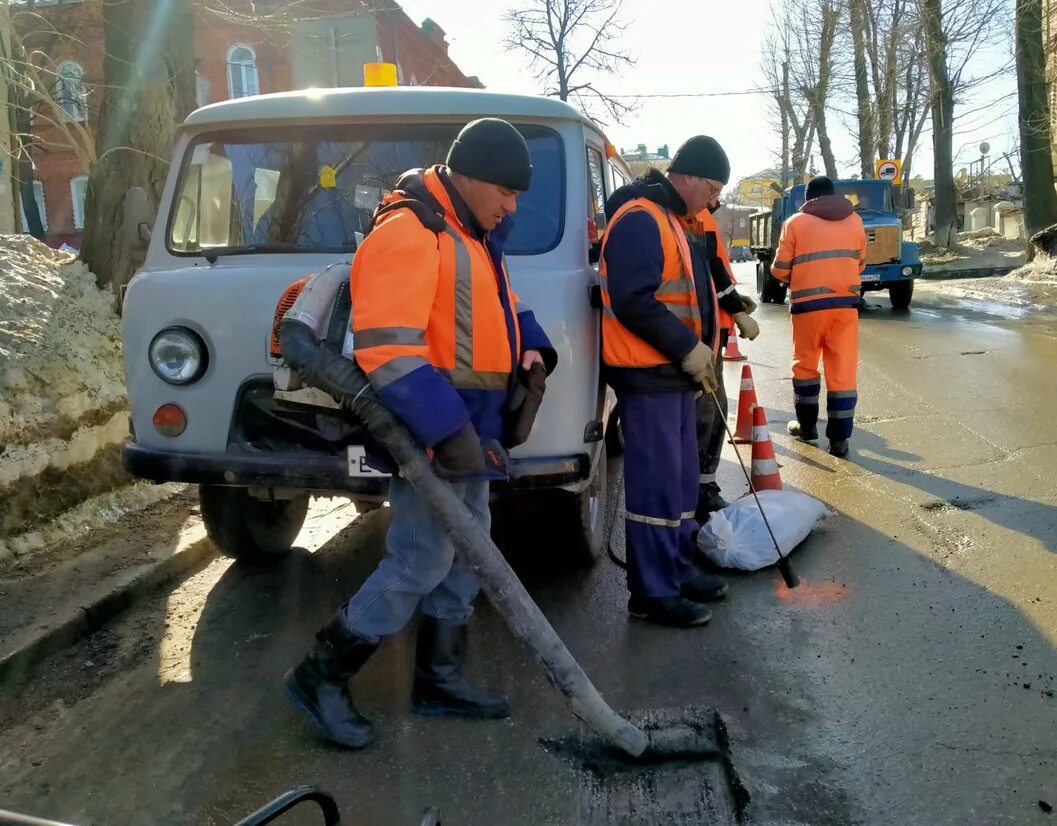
left=750, top=405, right=783, bottom=491
left=724, top=329, right=748, bottom=361
left=731, top=365, right=759, bottom=444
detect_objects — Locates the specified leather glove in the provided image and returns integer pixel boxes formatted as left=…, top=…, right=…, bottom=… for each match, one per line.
left=504, top=362, right=547, bottom=448
left=739, top=293, right=758, bottom=315
left=734, top=312, right=760, bottom=341
left=432, top=422, right=485, bottom=478
left=681, top=341, right=718, bottom=394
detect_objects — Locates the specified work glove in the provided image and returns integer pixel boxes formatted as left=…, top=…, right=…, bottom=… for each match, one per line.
left=733, top=312, right=760, bottom=341
left=681, top=341, right=718, bottom=395
left=739, top=293, right=758, bottom=315
left=432, top=422, right=486, bottom=479
left=504, top=362, right=547, bottom=448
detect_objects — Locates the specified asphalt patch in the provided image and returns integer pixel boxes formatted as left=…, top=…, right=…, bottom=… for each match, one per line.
left=539, top=706, right=750, bottom=824
left=920, top=495, right=998, bottom=513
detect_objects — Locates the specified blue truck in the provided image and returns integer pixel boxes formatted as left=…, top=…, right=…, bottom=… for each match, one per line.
left=749, top=179, right=923, bottom=309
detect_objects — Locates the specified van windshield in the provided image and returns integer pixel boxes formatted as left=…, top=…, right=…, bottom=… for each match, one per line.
left=167, top=123, right=564, bottom=257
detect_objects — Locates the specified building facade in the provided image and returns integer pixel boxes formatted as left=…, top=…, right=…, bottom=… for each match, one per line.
left=14, top=0, right=479, bottom=248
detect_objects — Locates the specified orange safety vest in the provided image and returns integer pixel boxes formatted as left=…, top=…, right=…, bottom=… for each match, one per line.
left=599, top=198, right=707, bottom=369
left=771, top=211, right=867, bottom=314
left=688, top=207, right=738, bottom=333
left=351, top=166, right=520, bottom=391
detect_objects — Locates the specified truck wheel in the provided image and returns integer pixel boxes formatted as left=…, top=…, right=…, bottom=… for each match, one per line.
left=759, top=262, right=787, bottom=304
left=889, top=280, right=914, bottom=310
left=199, top=485, right=310, bottom=561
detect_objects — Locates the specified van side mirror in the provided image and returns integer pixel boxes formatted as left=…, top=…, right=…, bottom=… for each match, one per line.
left=123, top=187, right=154, bottom=250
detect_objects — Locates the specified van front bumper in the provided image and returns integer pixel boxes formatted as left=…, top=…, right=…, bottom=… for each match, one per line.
left=122, top=442, right=590, bottom=493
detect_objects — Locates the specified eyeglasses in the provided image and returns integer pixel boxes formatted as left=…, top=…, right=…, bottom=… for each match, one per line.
left=703, top=180, right=724, bottom=199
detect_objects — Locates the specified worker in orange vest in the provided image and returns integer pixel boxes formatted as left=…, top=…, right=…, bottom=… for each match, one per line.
left=600, top=136, right=732, bottom=628
left=771, top=175, right=866, bottom=457
left=284, top=119, right=556, bottom=748
left=686, top=201, right=759, bottom=518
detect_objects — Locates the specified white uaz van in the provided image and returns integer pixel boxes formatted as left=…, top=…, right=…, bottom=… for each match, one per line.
left=120, top=85, right=632, bottom=564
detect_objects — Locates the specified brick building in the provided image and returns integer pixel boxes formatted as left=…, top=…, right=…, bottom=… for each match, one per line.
left=14, top=0, right=480, bottom=248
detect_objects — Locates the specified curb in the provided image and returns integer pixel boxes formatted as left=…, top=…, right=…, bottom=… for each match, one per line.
left=921, top=265, right=1018, bottom=280
left=0, top=538, right=217, bottom=687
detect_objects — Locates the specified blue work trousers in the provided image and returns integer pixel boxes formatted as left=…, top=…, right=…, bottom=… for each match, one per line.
left=341, top=477, right=488, bottom=642
left=618, top=390, right=699, bottom=598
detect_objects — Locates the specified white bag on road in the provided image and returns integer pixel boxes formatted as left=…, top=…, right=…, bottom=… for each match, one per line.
left=697, top=489, right=829, bottom=571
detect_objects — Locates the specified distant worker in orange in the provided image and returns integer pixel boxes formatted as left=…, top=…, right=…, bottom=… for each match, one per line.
left=771, top=176, right=867, bottom=457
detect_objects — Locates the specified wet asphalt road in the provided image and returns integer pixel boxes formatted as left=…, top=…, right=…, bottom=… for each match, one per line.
left=2, top=267, right=1057, bottom=825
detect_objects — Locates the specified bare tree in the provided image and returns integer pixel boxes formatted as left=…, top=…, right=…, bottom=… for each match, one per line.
left=848, top=0, right=875, bottom=178
left=920, top=0, right=1011, bottom=247
left=504, top=0, right=635, bottom=124
left=80, top=0, right=196, bottom=290
left=762, top=0, right=840, bottom=181
left=1015, top=0, right=1057, bottom=240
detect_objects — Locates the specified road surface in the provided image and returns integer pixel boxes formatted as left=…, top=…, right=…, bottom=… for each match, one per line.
left=2, top=266, right=1056, bottom=825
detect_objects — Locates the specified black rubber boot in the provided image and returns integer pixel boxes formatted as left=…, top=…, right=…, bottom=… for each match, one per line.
left=283, top=615, right=378, bottom=749
left=411, top=617, right=510, bottom=719
left=682, top=571, right=729, bottom=603
left=828, top=439, right=850, bottom=457
left=628, top=595, right=712, bottom=627
left=694, top=483, right=728, bottom=523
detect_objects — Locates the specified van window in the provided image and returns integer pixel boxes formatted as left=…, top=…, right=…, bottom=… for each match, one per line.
left=166, top=123, right=565, bottom=257
left=586, top=146, right=607, bottom=242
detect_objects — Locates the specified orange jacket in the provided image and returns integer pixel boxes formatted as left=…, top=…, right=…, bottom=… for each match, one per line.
left=351, top=166, right=525, bottom=447
left=600, top=197, right=704, bottom=371
left=771, top=195, right=867, bottom=314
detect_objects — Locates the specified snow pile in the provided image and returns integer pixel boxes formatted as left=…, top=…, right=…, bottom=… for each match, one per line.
left=0, top=236, right=180, bottom=560
left=919, top=235, right=1027, bottom=274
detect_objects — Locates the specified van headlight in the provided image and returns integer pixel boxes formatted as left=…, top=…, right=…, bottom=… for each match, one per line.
left=149, top=327, right=207, bottom=385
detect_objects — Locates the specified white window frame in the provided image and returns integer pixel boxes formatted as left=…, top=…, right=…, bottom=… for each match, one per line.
left=226, top=44, right=260, bottom=99
left=71, top=174, right=89, bottom=230
left=56, top=60, right=87, bottom=122
left=20, top=180, right=48, bottom=233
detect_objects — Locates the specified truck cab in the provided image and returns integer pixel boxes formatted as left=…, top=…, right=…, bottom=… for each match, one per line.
left=750, top=179, right=922, bottom=309
left=119, top=85, right=631, bottom=565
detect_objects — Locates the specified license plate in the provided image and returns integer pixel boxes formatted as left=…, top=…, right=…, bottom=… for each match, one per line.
left=861, top=273, right=880, bottom=282
left=347, top=446, right=390, bottom=478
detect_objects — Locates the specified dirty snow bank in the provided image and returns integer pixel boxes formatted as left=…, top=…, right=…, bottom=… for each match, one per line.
left=0, top=235, right=180, bottom=560
left=918, top=230, right=1028, bottom=275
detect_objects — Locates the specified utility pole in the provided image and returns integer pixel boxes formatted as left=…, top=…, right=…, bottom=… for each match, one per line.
left=781, top=58, right=789, bottom=192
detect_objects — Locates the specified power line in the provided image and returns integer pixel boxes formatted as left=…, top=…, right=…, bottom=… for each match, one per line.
left=604, top=87, right=778, bottom=100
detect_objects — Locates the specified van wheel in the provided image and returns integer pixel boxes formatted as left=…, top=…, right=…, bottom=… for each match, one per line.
left=199, top=485, right=309, bottom=561
left=492, top=454, right=608, bottom=567
left=889, top=280, right=914, bottom=310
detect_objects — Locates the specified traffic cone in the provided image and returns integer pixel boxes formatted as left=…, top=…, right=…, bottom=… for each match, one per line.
left=750, top=405, right=783, bottom=491
left=731, top=365, right=758, bottom=444
left=724, top=329, right=748, bottom=361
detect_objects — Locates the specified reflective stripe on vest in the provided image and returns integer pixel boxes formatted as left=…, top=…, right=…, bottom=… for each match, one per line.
left=599, top=198, right=706, bottom=369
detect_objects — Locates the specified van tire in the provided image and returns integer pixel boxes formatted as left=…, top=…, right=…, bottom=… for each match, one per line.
left=889, top=280, right=913, bottom=309
left=199, top=485, right=309, bottom=561
left=492, top=454, right=608, bottom=567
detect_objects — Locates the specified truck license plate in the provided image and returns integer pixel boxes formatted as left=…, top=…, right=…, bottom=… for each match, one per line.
left=347, top=446, right=390, bottom=478
left=861, top=272, right=880, bottom=282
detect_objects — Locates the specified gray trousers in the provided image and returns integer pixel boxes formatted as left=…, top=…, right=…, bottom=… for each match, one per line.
left=694, top=351, right=727, bottom=487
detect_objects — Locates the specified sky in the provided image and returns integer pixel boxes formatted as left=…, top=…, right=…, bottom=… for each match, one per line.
left=397, top=0, right=1019, bottom=185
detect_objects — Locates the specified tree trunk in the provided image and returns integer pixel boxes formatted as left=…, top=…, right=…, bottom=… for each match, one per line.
left=850, top=0, right=875, bottom=178
left=813, top=0, right=839, bottom=179
left=81, top=0, right=196, bottom=291
left=1016, top=0, right=1057, bottom=236
left=922, top=0, right=958, bottom=248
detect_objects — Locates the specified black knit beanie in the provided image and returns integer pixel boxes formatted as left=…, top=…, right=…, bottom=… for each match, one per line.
left=668, top=136, right=730, bottom=184
left=805, top=175, right=835, bottom=200
left=446, top=118, right=533, bottom=191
